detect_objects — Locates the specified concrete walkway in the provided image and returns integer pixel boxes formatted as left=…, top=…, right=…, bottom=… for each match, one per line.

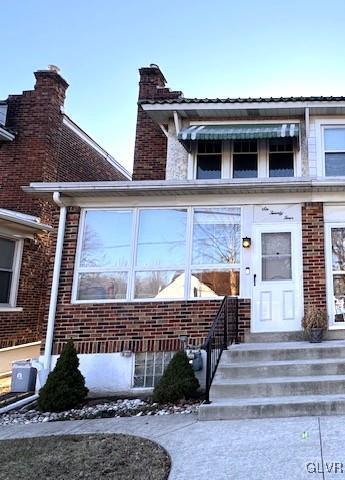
left=1, top=414, right=345, bottom=479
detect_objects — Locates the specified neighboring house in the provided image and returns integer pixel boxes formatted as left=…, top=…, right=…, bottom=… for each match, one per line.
left=0, top=67, right=130, bottom=379
left=25, top=64, right=345, bottom=397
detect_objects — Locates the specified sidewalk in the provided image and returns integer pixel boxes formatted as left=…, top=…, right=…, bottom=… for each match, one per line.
left=1, top=413, right=344, bottom=479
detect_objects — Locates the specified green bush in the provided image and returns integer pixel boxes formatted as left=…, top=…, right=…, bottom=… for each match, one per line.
left=38, top=340, right=88, bottom=412
left=152, top=350, right=200, bottom=404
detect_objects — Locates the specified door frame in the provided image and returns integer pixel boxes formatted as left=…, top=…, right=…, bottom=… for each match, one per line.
left=251, top=222, right=304, bottom=333
left=325, top=222, right=345, bottom=330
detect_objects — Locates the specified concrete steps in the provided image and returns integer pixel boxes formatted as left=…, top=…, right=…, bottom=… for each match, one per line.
left=199, top=340, right=345, bottom=421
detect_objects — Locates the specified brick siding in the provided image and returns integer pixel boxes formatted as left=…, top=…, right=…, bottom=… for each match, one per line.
left=302, top=202, right=327, bottom=309
left=0, top=70, right=127, bottom=348
left=132, top=66, right=182, bottom=181
left=47, top=207, right=250, bottom=355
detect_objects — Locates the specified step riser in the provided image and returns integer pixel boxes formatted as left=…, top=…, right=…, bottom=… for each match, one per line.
left=210, top=379, right=345, bottom=400
left=215, top=363, right=345, bottom=379
left=223, top=347, right=345, bottom=363
left=198, top=401, right=345, bottom=421
left=245, top=331, right=345, bottom=343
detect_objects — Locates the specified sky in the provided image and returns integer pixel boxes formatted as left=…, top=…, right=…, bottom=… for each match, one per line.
left=1, top=0, right=345, bottom=173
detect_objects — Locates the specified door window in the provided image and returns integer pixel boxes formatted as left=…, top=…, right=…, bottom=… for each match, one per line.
left=261, top=232, right=292, bottom=281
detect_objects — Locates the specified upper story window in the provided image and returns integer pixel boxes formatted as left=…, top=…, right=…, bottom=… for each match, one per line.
left=193, top=135, right=297, bottom=180
left=324, top=128, right=345, bottom=176
left=0, top=237, right=22, bottom=307
left=233, top=140, right=258, bottom=178
left=269, top=138, right=294, bottom=177
left=196, top=141, right=222, bottom=179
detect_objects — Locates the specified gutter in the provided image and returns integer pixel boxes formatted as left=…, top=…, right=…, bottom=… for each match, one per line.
left=42, top=192, right=67, bottom=378
left=0, top=394, right=38, bottom=414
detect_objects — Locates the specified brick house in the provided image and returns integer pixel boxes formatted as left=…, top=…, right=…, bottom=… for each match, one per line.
left=25, top=64, right=345, bottom=402
left=0, top=67, right=130, bottom=378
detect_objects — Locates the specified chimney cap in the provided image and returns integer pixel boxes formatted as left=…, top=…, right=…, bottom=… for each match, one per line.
left=48, top=64, right=61, bottom=74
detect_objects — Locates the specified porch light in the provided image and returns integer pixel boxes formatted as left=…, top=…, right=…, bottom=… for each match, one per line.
left=242, top=237, right=251, bottom=248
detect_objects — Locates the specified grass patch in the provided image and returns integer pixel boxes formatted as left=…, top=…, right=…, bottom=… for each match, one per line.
left=0, top=434, right=170, bottom=480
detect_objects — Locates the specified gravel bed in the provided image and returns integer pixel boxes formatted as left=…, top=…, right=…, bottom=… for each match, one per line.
left=0, top=398, right=200, bottom=425
left=0, top=434, right=170, bottom=480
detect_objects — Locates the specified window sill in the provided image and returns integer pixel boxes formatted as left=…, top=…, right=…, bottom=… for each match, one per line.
left=0, top=307, right=23, bottom=312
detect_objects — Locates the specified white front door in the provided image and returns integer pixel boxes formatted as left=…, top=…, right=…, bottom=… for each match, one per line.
left=252, top=224, right=303, bottom=332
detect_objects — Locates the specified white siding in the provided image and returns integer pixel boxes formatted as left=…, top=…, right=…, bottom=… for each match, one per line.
left=308, top=117, right=318, bottom=177
left=166, top=120, right=188, bottom=180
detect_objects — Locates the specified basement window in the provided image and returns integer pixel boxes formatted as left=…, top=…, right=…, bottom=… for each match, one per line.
left=133, top=351, right=175, bottom=388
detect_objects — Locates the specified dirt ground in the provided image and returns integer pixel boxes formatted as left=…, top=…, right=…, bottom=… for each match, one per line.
left=0, top=434, right=171, bottom=480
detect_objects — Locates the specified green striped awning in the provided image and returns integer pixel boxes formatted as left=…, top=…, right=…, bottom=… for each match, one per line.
left=178, top=123, right=299, bottom=142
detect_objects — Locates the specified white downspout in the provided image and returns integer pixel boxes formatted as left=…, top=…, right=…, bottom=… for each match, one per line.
left=42, top=192, right=67, bottom=376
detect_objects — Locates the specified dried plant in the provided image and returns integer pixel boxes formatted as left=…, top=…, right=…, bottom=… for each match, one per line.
left=302, top=306, right=328, bottom=331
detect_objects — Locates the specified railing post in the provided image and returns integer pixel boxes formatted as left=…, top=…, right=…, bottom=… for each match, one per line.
left=235, top=297, right=240, bottom=344
left=205, top=340, right=211, bottom=403
left=223, top=296, right=228, bottom=350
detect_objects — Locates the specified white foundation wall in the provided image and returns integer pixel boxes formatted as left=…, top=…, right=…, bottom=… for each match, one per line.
left=38, top=350, right=207, bottom=397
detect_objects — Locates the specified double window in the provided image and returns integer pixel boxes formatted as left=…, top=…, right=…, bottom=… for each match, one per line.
left=74, top=207, right=241, bottom=302
left=0, top=237, right=21, bottom=307
left=195, top=137, right=295, bottom=179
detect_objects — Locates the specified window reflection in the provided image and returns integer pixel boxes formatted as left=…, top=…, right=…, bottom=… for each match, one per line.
left=78, top=272, right=128, bottom=300
left=80, top=210, right=132, bottom=268
left=134, top=271, right=184, bottom=299
left=192, top=208, right=241, bottom=265
left=136, top=209, right=187, bottom=267
left=191, top=270, right=239, bottom=297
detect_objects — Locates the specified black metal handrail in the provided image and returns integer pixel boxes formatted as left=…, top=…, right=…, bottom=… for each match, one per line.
left=202, top=296, right=239, bottom=403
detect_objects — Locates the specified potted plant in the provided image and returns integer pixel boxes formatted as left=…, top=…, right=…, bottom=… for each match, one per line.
left=302, top=306, right=328, bottom=343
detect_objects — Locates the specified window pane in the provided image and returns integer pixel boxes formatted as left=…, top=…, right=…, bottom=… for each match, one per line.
left=192, top=208, right=241, bottom=265
left=134, top=270, right=184, bottom=299
left=325, top=153, right=345, bottom=176
left=191, top=270, right=239, bottom=297
left=269, top=138, right=294, bottom=152
left=269, top=153, right=294, bottom=177
left=0, top=238, right=15, bottom=270
left=197, top=140, right=222, bottom=154
left=136, top=209, right=187, bottom=267
left=77, top=272, right=128, bottom=300
left=332, top=228, right=345, bottom=270
left=261, top=233, right=292, bottom=281
left=197, top=155, right=222, bottom=179
left=233, top=154, right=258, bottom=178
left=333, top=274, right=345, bottom=322
left=324, top=128, right=345, bottom=150
left=233, top=140, right=257, bottom=153
left=80, top=211, right=132, bottom=268
left=0, top=271, right=12, bottom=304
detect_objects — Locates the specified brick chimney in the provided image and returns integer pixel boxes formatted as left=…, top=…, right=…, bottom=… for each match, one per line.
left=34, top=67, right=69, bottom=108
left=132, top=64, right=183, bottom=181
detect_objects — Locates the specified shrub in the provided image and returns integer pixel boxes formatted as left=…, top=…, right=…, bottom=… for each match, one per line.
left=152, top=350, right=199, bottom=404
left=302, top=305, right=328, bottom=331
left=38, top=340, right=88, bottom=412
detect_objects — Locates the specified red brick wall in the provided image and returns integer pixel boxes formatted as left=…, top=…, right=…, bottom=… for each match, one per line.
left=47, top=207, right=250, bottom=355
left=132, top=66, right=182, bottom=181
left=0, top=70, right=127, bottom=348
left=302, top=202, right=327, bottom=309
left=57, top=122, right=127, bottom=182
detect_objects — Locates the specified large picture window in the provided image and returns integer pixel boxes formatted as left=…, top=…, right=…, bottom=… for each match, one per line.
left=331, top=227, right=345, bottom=322
left=74, top=207, right=241, bottom=302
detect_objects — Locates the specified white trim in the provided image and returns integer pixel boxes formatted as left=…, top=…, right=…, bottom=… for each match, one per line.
left=0, top=126, right=15, bottom=141
left=0, top=341, right=40, bottom=353
left=315, top=119, right=345, bottom=177
left=62, top=115, right=131, bottom=179
left=142, top=101, right=345, bottom=112
left=0, top=307, right=23, bottom=312
left=0, top=208, right=51, bottom=232
left=189, top=119, right=301, bottom=126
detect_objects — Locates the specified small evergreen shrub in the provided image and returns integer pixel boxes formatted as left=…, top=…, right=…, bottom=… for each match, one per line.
left=38, top=340, right=88, bottom=412
left=152, top=350, right=200, bottom=404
